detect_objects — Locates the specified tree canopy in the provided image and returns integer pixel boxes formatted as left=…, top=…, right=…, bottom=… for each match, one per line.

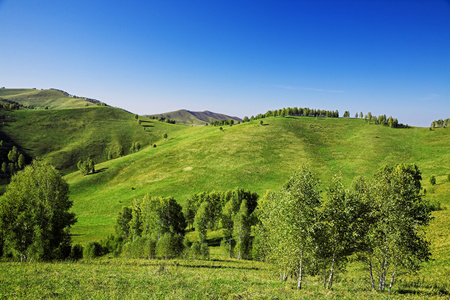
left=0, top=160, right=76, bottom=261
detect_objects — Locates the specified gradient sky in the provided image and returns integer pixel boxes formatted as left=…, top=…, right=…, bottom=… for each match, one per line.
left=1, top=0, right=449, bottom=126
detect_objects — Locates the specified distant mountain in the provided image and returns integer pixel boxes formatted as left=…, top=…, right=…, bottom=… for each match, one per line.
left=146, top=109, right=242, bottom=125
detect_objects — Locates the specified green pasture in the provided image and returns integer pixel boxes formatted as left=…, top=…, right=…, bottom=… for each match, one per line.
left=1, top=100, right=449, bottom=297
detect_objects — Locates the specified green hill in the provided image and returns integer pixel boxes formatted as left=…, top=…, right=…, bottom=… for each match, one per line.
left=0, top=88, right=100, bottom=109
left=0, top=93, right=449, bottom=290
left=147, top=109, right=242, bottom=125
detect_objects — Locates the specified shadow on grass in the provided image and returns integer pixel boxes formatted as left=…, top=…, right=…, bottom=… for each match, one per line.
left=397, top=288, right=449, bottom=296
left=101, top=260, right=260, bottom=271
left=92, top=168, right=108, bottom=174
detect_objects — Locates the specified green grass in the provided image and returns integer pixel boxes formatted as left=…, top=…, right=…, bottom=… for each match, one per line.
left=0, top=88, right=93, bottom=109
left=0, top=106, right=179, bottom=172
left=56, top=117, right=449, bottom=243
left=1, top=256, right=448, bottom=299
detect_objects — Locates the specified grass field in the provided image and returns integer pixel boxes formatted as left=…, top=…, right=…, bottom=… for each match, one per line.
left=56, top=116, right=450, bottom=243
left=1, top=252, right=448, bottom=299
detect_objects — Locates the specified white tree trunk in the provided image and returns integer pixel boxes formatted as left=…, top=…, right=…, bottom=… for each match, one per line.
left=326, top=253, right=336, bottom=289
left=297, top=250, right=303, bottom=290
left=368, top=257, right=375, bottom=290
left=388, top=271, right=396, bottom=292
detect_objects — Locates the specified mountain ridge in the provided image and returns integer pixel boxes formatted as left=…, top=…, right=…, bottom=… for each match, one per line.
left=146, top=109, right=242, bottom=125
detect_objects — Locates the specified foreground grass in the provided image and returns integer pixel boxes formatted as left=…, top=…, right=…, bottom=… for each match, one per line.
left=1, top=255, right=448, bottom=299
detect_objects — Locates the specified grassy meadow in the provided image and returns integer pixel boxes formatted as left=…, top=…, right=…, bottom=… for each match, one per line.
left=0, top=94, right=449, bottom=298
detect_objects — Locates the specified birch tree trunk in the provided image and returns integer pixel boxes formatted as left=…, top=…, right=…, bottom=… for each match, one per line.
left=368, top=257, right=375, bottom=290
left=326, top=253, right=336, bottom=289
left=388, top=271, right=396, bottom=292
left=297, top=250, right=303, bottom=290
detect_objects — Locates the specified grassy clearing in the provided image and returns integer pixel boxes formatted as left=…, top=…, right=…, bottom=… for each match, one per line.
left=1, top=255, right=448, bottom=299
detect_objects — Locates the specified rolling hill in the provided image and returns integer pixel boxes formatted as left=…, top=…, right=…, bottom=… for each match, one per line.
left=0, top=90, right=449, bottom=290
left=147, top=109, right=242, bottom=125
left=0, top=88, right=104, bottom=110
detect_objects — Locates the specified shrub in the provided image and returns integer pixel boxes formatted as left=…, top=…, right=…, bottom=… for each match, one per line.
left=430, top=175, right=436, bottom=186
left=200, top=243, right=210, bottom=260
left=190, top=242, right=201, bottom=259
left=83, top=241, right=103, bottom=259
left=69, top=244, right=83, bottom=260
left=156, top=233, right=184, bottom=259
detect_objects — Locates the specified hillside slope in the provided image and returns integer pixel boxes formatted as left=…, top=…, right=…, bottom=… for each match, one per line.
left=0, top=88, right=99, bottom=109
left=0, top=106, right=183, bottom=172
left=148, top=109, right=242, bottom=125
left=60, top=117, right=450, bottom=241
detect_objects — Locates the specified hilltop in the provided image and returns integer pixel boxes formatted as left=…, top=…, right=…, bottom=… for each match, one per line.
left=0, top=88, right=108, bottom=110
left=147, top=109, right=242, bottom=125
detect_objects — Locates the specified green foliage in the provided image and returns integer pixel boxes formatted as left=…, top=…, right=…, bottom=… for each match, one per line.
left=233, top=200, right=251, bottom=260
left=77, top=158, right=95, bottom=176
left=430, top=175, right=437, bottom=185
left=357, top=164, right=432, bottom=292
left=83, top=241, right=103, bottom=259
left=0, top=160, right=76, bottom=261
left=69, top=244, right=84, bottom=260
left=156, top=233, right=184, bottom=259
left=259, top=166, right=322, bottom=288
left=113, top=195, right=186, bottom=259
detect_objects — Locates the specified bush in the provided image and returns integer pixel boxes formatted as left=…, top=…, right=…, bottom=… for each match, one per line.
left=69, top=244, right=83, bottom=260
left=190, top=242, right=201, bottom=259
left=200, top=243, right=210, bottom=260
left=100, top=234, right=123, bottom=257
left=430, top=175, right=436, bottom=186
left=156, top=233, right=184, bottom=259
left=83, top=241, right=103, bottom=259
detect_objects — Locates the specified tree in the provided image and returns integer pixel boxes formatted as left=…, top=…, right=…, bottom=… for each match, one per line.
left=77, top=158, right=95, bottom=175
left=194, top=201, right=209, bottom=245
left=259, top=167, right=321, bottom=289
left=17, top=154, right=25, bottom=169
left=233, top=200, right=251, bottom=259
left=163, top=133, right=168, bottom=141
left=0, top=160, right=76, bottom=261
left=7, top=146, right=19, bottom=163
left=115, top=206, right=133, bottom=240
left=430, top=175, right=436, bottom=186
left=321, top=175, right=361, bottom=289
left=362, top=164, right=432, bottom=292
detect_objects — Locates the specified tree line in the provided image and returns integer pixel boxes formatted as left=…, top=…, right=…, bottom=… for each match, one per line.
left=430, top=118, right=449, bottom=129
left=242, top=107, right=340, bottom=123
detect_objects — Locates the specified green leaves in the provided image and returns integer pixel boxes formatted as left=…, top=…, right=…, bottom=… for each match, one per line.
left=0, top=160, right=76, bottom=261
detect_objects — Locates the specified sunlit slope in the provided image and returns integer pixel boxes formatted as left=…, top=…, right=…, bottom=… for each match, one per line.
left=0, top=106, right=184, bottom=172
left=0, top=88, right=92, bottom=109
left=64, top=117, right=450, bottom=242
left=148, top=109, right=242, bottom=125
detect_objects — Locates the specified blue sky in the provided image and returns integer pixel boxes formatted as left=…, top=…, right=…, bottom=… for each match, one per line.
left=0, top=0, right=449, bottom=127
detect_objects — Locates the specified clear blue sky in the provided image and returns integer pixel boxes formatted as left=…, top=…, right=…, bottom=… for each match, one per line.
left=1, top=0, right=449, bottom=127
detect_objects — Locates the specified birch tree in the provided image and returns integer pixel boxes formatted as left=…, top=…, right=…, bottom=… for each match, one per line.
left=363, top=164, right=432, bottom=292
left=259, top=167, right=321, bottom=289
